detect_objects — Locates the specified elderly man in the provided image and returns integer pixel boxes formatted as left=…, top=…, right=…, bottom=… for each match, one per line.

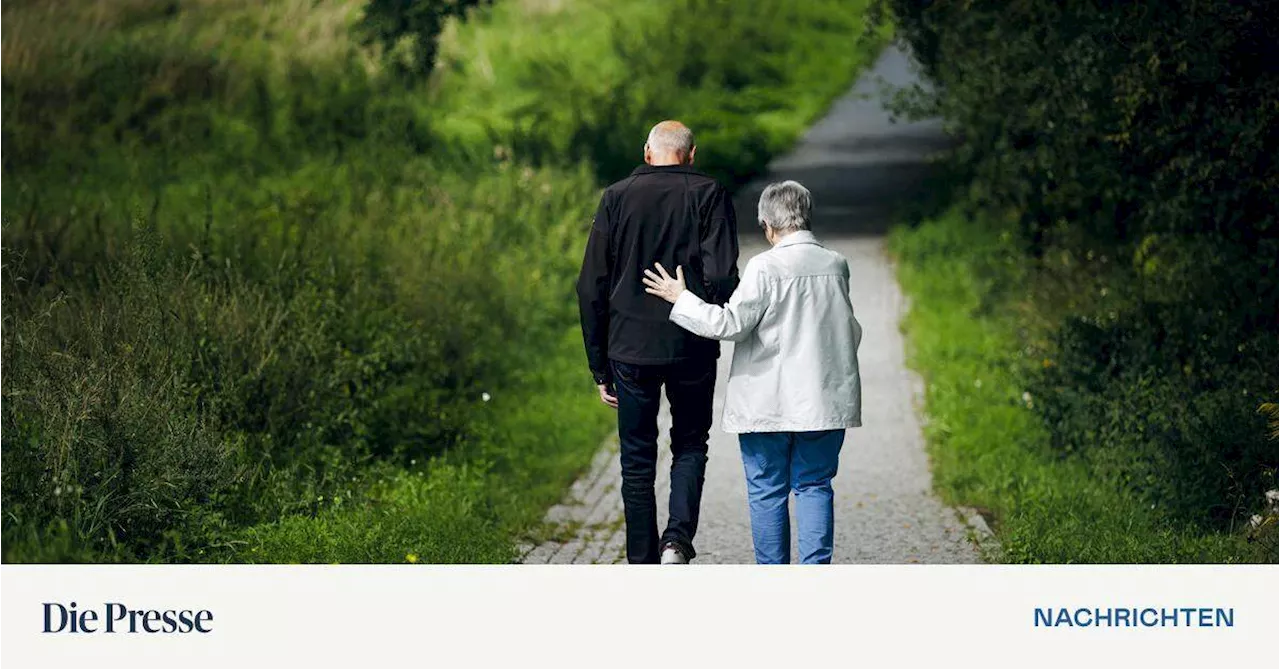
left=577, top=120, right=740, bottom=564
left=642, top=180, right=862, bottom=564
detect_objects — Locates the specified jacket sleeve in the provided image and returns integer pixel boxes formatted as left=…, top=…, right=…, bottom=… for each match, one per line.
left=668, top=258, right=767, bottom=343
left=843, top=258, right=863, bottom=353
left=699, top=185, right=740, bottom=305
left=576, top=192, right=612, bottom=383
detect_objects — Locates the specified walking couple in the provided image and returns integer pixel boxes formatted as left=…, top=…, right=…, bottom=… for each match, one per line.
left=576, top=120, right=863, bottom=565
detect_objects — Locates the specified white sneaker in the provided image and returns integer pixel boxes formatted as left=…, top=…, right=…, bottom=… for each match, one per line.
left=659, top=545, right=689, bottom=565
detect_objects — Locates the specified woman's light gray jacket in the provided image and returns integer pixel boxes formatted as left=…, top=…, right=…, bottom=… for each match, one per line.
left=668, top=230, right=862, bottom=434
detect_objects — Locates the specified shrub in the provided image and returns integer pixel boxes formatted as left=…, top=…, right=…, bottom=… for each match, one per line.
left=1035, top=303, right=1276, bottom=529
left=892, top=212, right=1276, bottom=563
left=356, top=0, right=490, bottom=81
left=891, top=0, right=1277, bottom=253
left=887, top=0, right=1277, bottom=560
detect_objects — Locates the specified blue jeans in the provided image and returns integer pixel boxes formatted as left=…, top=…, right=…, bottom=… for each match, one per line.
left=738, top=430, right=844, bottom=564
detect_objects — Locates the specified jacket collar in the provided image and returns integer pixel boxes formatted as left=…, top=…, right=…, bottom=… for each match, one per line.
left=773, top=230, right=822, bottom=249
left=629, top=164, right=707, bottom=177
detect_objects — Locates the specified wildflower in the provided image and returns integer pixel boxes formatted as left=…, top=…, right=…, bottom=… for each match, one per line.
left=405, top=553, right=419, bottom=564
left=482, top=392, right=492, bottom=402
left=1022, top=391, right=1034, bottom=409
left=1249, top=515, right=1263, bottom=529
left=1265, top=489, right=1278, bottom=509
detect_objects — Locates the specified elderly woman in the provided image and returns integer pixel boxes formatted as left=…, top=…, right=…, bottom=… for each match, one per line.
left=641, top=180, right=862, bottom=564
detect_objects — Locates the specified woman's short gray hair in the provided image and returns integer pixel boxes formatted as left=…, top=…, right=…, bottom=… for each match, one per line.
left=757, top=180, right=812, bottom=232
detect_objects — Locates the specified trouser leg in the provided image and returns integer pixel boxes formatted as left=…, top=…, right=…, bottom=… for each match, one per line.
left=738, top=432, right=792, bottom=564
left=791, top=429, right=844, bottom=564
left=660, top=358, right=716, bottom=559
left=612, top=361, right=663, bottom=564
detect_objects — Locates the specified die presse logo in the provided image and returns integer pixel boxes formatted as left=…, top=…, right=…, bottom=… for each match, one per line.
left=43, top=602, right=213, bottom=634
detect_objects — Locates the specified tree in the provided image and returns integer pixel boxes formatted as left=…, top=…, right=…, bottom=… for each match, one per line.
left=356, top=0, right=489, bottom=81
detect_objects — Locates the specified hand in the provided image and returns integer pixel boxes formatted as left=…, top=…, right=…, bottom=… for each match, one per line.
left=642, top=262, right=686, bottom=304
left=598, top=383, right=618, bottom=409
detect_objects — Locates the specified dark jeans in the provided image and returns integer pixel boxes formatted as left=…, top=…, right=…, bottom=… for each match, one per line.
left=610, top=358, right=716, bottom=564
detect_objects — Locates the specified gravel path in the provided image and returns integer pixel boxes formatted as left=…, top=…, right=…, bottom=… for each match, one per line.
left=522, top=45, right=982, bottom=565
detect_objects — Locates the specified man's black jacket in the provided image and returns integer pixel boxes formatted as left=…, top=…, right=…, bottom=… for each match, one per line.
left=576, top=164, right=740, bottom=384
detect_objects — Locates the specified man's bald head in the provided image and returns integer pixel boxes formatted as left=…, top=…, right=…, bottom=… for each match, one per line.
left=644, top=120, right=696, bottom=166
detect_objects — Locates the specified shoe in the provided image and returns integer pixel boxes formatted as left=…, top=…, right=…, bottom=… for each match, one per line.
left=659, top=543, right=689, bottom=565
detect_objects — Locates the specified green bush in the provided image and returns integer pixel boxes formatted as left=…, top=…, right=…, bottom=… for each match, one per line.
left=892, top=212, right=1275, bottom=563
left=1036, top=303, right=1276, bottom=529
left=356, top=0, right=489, bottom=80
left=891, top=0, right=1277, bottom=250
left=886, top=0, right=1276, bottom=561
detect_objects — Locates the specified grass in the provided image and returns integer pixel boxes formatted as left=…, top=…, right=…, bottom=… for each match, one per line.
left=890, top=210, right=1277, bottom=563
left=2, top=0, right=889, bottom=563
left=235, top=329, right=614, bottom=563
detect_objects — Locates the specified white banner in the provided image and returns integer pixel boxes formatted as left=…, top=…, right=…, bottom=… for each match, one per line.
left=3, top=565, right=1276, bottom=668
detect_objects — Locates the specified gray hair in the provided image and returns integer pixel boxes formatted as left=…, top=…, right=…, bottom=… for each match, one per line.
left=646, top=121, right=695, bottom=159
left=757, top=180, right=812, bottom=232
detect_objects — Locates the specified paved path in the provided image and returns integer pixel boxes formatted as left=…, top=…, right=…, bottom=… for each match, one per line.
left=522, top=45, right=981, bottom=565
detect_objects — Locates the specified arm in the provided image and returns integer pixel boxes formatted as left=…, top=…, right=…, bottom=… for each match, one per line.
left=843, top=258, right=864, bottom=352
left=699, top=186, right=740, bottom=305
left=643, top=260, right=768, bottom=343
left=576, top=192, right=616, bottom=405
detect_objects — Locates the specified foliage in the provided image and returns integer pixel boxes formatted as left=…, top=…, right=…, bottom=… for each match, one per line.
left=886, top=0, right=1277, bottom=561
left=356, top=0, right=489, bottom=80
left=434, top=0, right=891, bottom=188
left=891, top=212, right=1275, bottom=563
left=892, top=0, right=1277, bottom=256
left=1260, top=403, right=1280, bottom=440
